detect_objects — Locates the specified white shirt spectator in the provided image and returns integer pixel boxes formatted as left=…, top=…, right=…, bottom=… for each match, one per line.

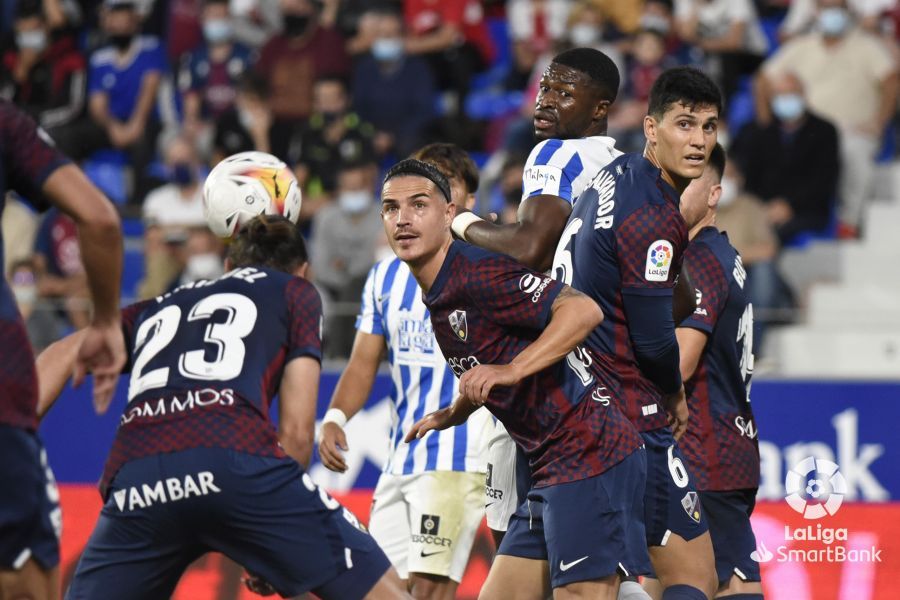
left=142, top=184, right=206, bottom=228
left=674, top=0, right=769, bottom=55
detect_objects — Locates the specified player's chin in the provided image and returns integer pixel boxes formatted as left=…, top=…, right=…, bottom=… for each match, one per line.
left=679, top=160, right=706, bottom=179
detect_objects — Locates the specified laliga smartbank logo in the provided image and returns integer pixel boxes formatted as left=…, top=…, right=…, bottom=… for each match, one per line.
left=751, top=456, right=882, bottom=564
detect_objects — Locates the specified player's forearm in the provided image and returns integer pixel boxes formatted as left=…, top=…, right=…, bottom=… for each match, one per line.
left=623, top=292, right=682, bottom=394
left=36, top=330, right=85, bottom=419
left=509, top=287, right=602, bottom=380
left=329, top=355, right=379, bottom=419
left=463, top=220, right=553, bottom=271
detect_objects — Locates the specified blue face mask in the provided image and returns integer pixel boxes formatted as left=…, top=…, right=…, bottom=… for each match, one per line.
left=203, top=19, right=233, bottom=43
left=372, top=38, right=404, bottom=62
left=819, top=7, right=850, bottom=36
left=772, top=93, right=805, bottom=122
left=171, top=163, right=196, bottom=186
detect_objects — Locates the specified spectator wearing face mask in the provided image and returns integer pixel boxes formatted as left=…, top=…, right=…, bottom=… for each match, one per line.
left=140, top=134, right=215, bottom=298
left=256, top=0, right=350, bottom=158
left=211, top=71, right=274, bottom=163
left=735, top=71, right=841, bottom=244
left=755, top=0, right=899, bottom=238
left=0, top=0, right=86, bottom=131
left=714, top=158, right=790, bottom=351
left=286, top=76, right=375, bottom=224
left=179, top=0, right=254, bottom=141
left=310, top=158, right=383, bottom=358
left=52, top=0, right=166, bottom=204
left=351, top=7, right=436, bottom=159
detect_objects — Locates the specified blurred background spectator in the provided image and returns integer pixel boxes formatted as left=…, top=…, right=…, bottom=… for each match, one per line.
left=1, top=0, right=85, bottom=132
left=52, top=0, right=165, bottom=203
left=256, top=0, right=349, bottom=158
left=351, top=6, right=436, bottom=160
left=178, top=0, right=254, bottom=148
left=310, top=158, right=382, bottom=358
left=211, top=71, right=273, bottom=162
left=674, top=0, right=769, bottom=103
left=755, top=0, right=898, bottom=238
left=289, top=75, right=375, bottom=226
left=733, top=71, right=841, bottom=244
left=139, top=134, right=217, bottom=298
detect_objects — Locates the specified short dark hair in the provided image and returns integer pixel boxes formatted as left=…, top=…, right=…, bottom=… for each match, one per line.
left=647, top=66, right=722, bottom=120
left=707, top=143, right=726, bottom=181
left=411, top=143, right=479, bottom=195
left=551, top=47, right=620, bottom=102
left=383, top=158, right=452, bottom=203
left=227, top=215, right=308, bottom=273
left=15, top=0, right=43, bottom=19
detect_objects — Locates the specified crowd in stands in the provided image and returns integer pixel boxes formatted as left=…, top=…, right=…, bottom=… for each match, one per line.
left=2, top=0, right=899, bottom=359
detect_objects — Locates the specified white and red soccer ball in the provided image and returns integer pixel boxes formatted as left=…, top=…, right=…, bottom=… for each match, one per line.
left=202, top=151, right=302, bottom=238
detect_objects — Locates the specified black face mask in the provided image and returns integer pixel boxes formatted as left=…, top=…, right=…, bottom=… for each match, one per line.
left=109, top=33, right=134, bottom=51
left=282, top=14, right=311, bottom=36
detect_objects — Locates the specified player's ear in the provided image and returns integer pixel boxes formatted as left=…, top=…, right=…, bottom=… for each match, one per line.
left=593, top=98, right=611, bottom=122
left=643, top=114, right=658, bottom=145
left=709, top=183, right=722, bottom=209
left=446, top=200, right=457, bottom=225
left=294, top=261, right=309, bottom=279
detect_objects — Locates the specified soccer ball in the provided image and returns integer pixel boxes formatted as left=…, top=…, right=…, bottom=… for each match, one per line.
left=202, top=151, right=302, bottom=238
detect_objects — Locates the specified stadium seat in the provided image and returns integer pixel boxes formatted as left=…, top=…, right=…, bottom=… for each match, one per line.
left=767, top=325, right=900, bottom=377
left=82, top=149, right=129, bottom=205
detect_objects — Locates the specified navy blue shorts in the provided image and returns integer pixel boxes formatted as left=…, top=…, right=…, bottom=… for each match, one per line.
left=498, top=449, right=651, bottom=589
left=65, top=448, right=391, bottom=600
left=0, top=425, right=61, bottom=570
left=701, top=489, right=761, bottom=584
left=641, top=428, right=708, bottom=547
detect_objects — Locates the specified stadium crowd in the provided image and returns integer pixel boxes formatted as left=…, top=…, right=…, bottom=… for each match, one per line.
left=2, top=0, right=899, bottom=358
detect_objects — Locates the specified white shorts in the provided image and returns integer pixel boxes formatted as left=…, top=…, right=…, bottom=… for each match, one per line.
left=368, top=470, right=484, bottom=582
left=484, top=420, right=519, bottom=532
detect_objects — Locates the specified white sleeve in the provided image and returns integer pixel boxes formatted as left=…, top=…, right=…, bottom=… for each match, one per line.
left=355, top=262, right=384, bottom=335
left=520, top=139, right=579, bottom=204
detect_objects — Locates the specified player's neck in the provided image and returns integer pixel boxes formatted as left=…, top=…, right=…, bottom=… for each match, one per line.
left=689, top=212, right=717, bottom=240
left=408, top=237, right=453, bottom=294
left=643, top=144, right=690, bottom=195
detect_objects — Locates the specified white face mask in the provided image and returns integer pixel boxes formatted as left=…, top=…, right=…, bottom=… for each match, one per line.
left=184, top=253, right=224, bottom=282
left=16, top=30, right=47, bottom=51
left=718, top=177, right=738, bottom=207
left=569, top=24, right=599, bottom=46
left=338, top=190, right=373, bottom=214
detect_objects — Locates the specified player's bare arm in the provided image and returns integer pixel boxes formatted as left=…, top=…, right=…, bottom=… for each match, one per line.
left=279, top=356, right=321, bottom=468
left=404, top=394, right=480, bottom=443
left=35, top=329, right=87, bottom=419
left=455, top=195, right=572, bottom=271
left=676, top=328, right=709, bottom=382
left=42, top=165, right=125, bottom=414
left=319, top=330, right=386, bottom=473
left=459, top=286, right=602, bottom=406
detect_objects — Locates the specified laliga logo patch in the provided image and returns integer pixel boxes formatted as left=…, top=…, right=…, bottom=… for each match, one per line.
left=785, top=456, right=847, bottom=519
left=681, top=490, right=701, bottom=523
left=448, top=309, right=468, bottom=342
left=645, top=240, right=674, bottom=282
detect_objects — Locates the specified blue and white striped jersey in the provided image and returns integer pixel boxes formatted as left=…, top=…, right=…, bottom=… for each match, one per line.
left=357, top=257, right=490, bottom=476
left=521, top=136, right=622, bottom=205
